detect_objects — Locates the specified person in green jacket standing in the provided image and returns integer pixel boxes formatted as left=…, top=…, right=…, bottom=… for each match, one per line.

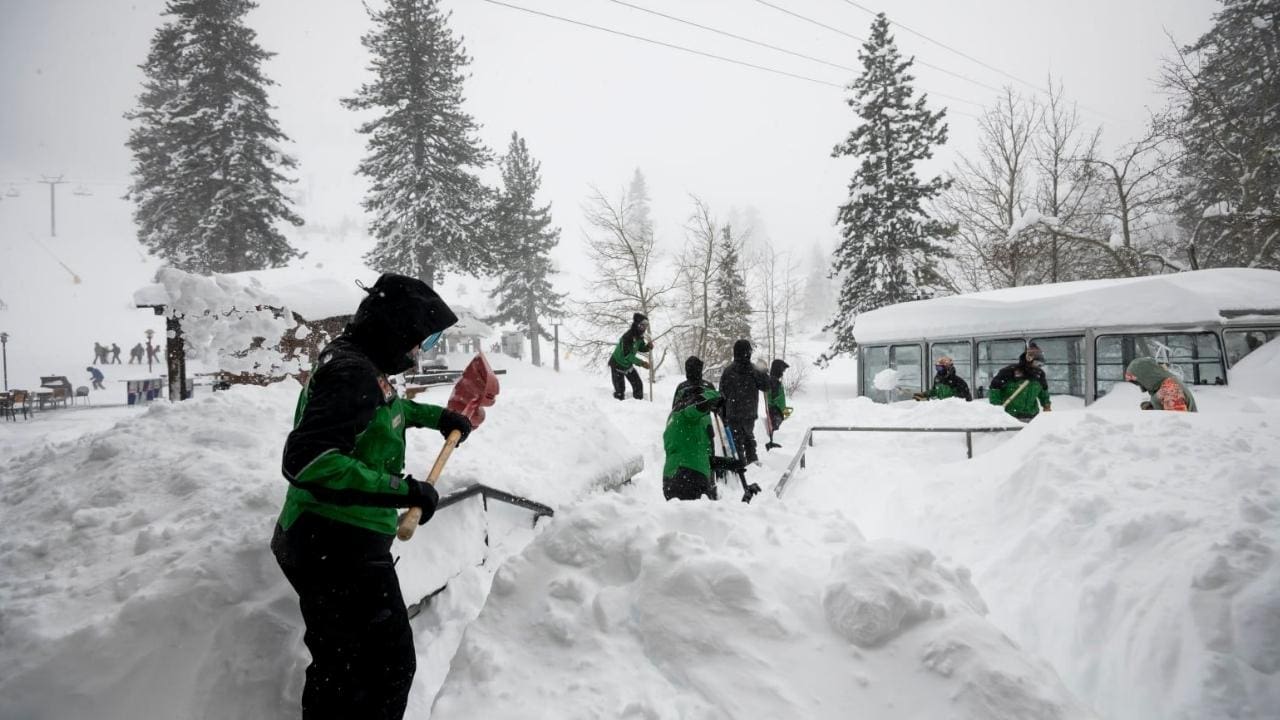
left=608, top=313, right=652, bottom=400
left=766, top=358, right=790, bottom=431
left=663, top=384, right=743, bottom=500
left=271, top=274, right=473, bottom=720
left=987, top=343, right=1052, bottom=421
left=1125, top=357, right=1197, bottom=411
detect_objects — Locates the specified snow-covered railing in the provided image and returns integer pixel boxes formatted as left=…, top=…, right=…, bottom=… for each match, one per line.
left=773, top=425, right=1024, bottom=498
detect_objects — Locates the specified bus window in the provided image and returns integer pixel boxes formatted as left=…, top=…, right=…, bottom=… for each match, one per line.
left=1029, top=336, right=1085, bottom=397
left=930, top=341, right=973, bottom=390
left=862, top=345, right=890, bottom=400
left=976, top=339, right=1026, bottom=397
left=1225, top=329, right=1279, bottom=366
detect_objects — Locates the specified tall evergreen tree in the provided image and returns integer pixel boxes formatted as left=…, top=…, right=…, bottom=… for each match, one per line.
left=1166, top=0, right=1280, bottom=269
left=343, top=0, right=491, bottom=284
left=487, top=132, right=565, bottom=367
left=126, top=0, right=302, bottom=273
left=826, top=13, right=954, bottom=358
left=708, top=225, right=752, bottom=365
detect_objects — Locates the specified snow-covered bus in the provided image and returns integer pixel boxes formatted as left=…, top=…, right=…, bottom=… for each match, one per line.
left=852, top=268, right=1280, bottom=405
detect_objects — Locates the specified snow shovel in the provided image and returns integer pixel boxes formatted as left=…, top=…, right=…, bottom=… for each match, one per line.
left=396, top=352, right=500, bottom=541
left=763, top=391, right=780, bottom=452
left=723, top=424, right=762, bottom=503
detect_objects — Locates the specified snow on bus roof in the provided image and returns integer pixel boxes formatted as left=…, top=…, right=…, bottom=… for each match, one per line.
left=853, top=268, right=1280, bottom=344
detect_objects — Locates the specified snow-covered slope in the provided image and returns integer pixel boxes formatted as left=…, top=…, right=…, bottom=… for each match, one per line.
left=431, top=493, right=1093, bottom=719
left=785, top=403, right=1280, bottom=719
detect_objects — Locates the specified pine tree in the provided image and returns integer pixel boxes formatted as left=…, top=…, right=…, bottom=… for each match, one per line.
left=343, top=0, right=491, bottom=285
left=826, top=13, right=955, bottom=358
left=708, top=225, right=752, bottom=365
left=1166, top=0, right=1280, bottom=269
left=487, top=132, right=565, bottom=367
left=126, top=0, right=302, bottom=273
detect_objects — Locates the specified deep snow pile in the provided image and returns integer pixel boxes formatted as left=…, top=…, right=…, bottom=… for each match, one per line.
left=1229, top=336, right=1280, bottom=398
left=0, top=367, right=641, bottom=719
left=431, top=493, right=1093, bottom=719
left=786, top=405, right=1280, bottom=719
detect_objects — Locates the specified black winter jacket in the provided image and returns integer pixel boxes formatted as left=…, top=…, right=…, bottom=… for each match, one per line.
left=719, top=359, right=772, bottom=422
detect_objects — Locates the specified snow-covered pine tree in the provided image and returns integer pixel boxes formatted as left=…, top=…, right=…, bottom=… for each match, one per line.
left=487, top=132, right=566, bottom=367
left=708, top=225, right=753, bottom=365
left=826, top=13, right=954, bottom=359
left=343, top=0, right=491, bottom=285
left=126, top=0, right=302, bottom=273
left=1166, top=0, right=1280, bottom=269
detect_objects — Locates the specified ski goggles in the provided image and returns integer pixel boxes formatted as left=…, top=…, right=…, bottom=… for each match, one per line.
left=421, top=330, right=444, bottom=353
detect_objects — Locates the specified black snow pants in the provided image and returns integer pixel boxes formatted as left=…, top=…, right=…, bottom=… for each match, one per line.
left=664, top=466, right=716, bottom=501
left=610, top=363, right=643, bottom=400
left=272, top=513, right=415, bottom=720
left=726, top=418, right=758, bottom=464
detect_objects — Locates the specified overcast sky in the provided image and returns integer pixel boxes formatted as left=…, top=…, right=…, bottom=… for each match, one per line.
left=0, top=0, right=1219, bottom=280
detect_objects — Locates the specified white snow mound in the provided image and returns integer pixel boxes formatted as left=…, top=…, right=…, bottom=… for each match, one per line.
left=431, top=494, right=1094, bottom=719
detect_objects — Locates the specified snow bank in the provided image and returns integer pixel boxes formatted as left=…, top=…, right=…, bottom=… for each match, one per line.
left=788, top=403, right=1280, bottom=719
left=0, top=377, right=643, bottom=719
left=432, top=494, right=1093, bottom=719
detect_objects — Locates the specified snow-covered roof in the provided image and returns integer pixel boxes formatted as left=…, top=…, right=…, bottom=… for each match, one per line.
left=445, top=307, right=493, bottom=338
left=853, top=268, right=1280, bottom=344
left=133, top=266, right=376, bottom=321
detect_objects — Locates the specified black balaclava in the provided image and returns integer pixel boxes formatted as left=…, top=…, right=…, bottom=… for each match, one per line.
left=685, top=355, right=704, bottom=384
left=345, top=274, right=458, bottom=375
left=733, top=339, right=753, bottom=362
left=770, top=358, right=789, bottom=379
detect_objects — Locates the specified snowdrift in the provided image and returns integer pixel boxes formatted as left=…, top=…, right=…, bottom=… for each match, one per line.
left=0, top=379, right=641, bottom=719
left=787, top=403, right=1280, bottom=719
left=431, top=494, right=1093, bottom=719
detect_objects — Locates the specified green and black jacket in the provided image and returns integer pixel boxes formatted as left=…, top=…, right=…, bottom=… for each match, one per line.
left=279, top=339, right=442, bottom=536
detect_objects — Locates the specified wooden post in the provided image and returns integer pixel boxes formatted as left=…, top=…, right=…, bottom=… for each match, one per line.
left=165, top=315, right=189, bottom=401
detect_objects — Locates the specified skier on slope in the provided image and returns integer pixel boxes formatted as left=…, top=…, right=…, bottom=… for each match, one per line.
left=718, top=339, right=773, bottom=464
left=663, top=384, right=744, bottom=500
left=1124, top=357, right=1197, bottom=412
left=608, top=313, right=653, bottom=400
left=987, top=343, right=1051, bottom=421
left=270, top=273, right=473, bottom=720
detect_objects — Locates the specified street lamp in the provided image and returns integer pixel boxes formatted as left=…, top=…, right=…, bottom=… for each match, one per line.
left=0, top=332, right=8, bottom=391
left=549, top=316, right=564, bottom=373
left=145, top=329, right=155, bottom=374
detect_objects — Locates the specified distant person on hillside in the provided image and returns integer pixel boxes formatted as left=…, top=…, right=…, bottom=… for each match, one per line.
left=608, top=313, right=652, bottom=400
left=987, top=343, right=1051, bottom=421
left=916, top=356, right=972, bottom=401
left=93, top=342, right=107, bottom=365
left=1125, top=357, right=1197, bottom=412
left=129, top=343, right=145, bottom=364
left=86, top=366, right=105, bottom=390
left=110, top=343, right=122, bottom=364
left=718, top=339, right=773, bottom=464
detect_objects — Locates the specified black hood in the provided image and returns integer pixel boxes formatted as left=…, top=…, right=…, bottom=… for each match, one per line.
left=344, top=273, right=457, bottom=375
left=770, top=358, right=789, bottom=378
left=685, top=355, right=704, bottom=384
left=733, top=339, right=753, bottom=362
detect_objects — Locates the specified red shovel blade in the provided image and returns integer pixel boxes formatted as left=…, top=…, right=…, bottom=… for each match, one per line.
left=446, top=352, right=499, bottom=428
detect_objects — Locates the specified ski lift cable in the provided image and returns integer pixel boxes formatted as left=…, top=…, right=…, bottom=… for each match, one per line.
left=831, top=0, right=1119, bottom=123
left=751, top=0, right=1005, bottom=95
left=477, top=0, right=982, bottom=118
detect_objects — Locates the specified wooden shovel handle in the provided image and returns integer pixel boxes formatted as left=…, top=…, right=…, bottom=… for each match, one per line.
left=396, top=429, right=462, bottom=541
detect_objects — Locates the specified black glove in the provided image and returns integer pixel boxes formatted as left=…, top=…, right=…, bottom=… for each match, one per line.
left=438, top=409, right=472, bottom=444
left=710, top=455, right=746, bottom=472
left=404, top=475, right=440, bottom=524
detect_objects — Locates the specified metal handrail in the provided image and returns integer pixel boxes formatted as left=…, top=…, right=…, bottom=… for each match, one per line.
left=405, top=483, right=554, bottom=619
left=773, top=424, right=1024, bottom=498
